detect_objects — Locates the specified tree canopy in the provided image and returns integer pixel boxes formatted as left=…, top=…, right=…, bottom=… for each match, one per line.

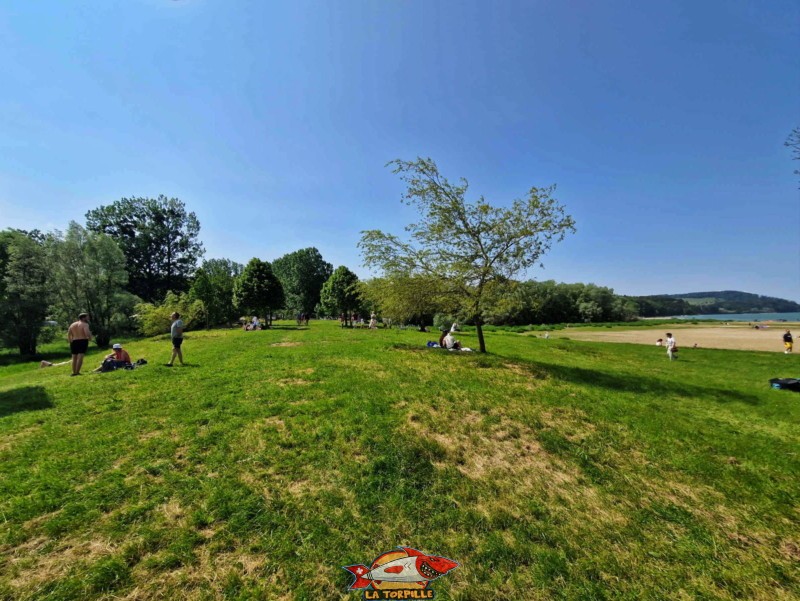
left=47, top=222, right=135, bottom=348
left=190, top=258, right=243, bottom=328
left=272, top=247, right=332, bottom=316
left=320, top=266, right=361, bottom=325
left=359, top=157, right=576, bottom=352
left=0, top=231, right=50, bottom=355
left=233, top=259, right=284, bottom=327
left=85, top=195, right=204, bottom=302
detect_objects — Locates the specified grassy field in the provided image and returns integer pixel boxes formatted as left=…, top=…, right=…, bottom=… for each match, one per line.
left=1, top=321, right=799, bottom=600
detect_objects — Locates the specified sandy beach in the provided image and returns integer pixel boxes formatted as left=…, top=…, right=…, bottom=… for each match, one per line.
left=550, top=323, right=799, bottom=352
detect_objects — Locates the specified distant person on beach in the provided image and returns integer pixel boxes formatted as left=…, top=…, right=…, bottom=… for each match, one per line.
left=67, top=312, right=92, bottom=376
left=656, top=338, right=663, bottom=346
left=666, top=333, right=678, bottom=360
left=784, top=330, right=793, bottom=354
left=166, top=312, right=185, bottom=366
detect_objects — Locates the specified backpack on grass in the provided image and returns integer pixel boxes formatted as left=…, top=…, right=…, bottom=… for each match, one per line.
left=769, top=378, right=800, bottom=392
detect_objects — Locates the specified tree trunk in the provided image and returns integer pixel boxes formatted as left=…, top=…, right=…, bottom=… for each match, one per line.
left=17, top=331, right=37, bottom=356
left=476, top=323, right=487, bottom=353
left=96, top=332, right=111, bottom=348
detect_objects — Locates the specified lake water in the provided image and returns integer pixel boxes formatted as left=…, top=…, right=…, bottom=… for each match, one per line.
left=675, top=312, right=800, bottom=322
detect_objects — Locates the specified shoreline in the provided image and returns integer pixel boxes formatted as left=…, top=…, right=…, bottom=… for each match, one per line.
left=552, top=323, right=798, bottom=352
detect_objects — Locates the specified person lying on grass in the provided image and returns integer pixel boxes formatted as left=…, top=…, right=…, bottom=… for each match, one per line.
left=93, top=343, right=132, bottom=372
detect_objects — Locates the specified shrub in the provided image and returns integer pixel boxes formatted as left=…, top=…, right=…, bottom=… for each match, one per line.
left=134, top=292, right=205, bottom=337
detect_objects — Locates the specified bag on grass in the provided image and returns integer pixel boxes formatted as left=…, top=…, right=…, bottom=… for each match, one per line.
left=99, top=358, right=118, bottom=373
left=769, top=378, right=800, bottom=392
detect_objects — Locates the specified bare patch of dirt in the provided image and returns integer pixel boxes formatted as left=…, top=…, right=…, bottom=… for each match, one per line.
left=780, top=541, right=800, bottom=561
left=0, top=423, right=43, bottom=453
left=539, top=407, right=596, bottom=443
left=276, top=378, right=311, bottom=387
left=270, top=341, right=302, bottom=347
left=137, top=430, right=162, bottom=442
left=8, top=537, right=117, bottom=589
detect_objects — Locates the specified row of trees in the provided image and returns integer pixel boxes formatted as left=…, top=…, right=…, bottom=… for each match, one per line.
left=0, top=193, right=351, bottom=354
left=0, top=224, right=136, bottom=354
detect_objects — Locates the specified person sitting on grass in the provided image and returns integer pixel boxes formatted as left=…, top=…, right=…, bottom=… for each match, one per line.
left=94, top=343, right=132, bottom=372
left=443, top=331, right=462, bottom=350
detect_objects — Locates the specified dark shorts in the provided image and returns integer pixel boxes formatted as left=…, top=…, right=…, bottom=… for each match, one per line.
left=70, top=339, right=89, bottom=355
left=172, top=337, right=183, bottom=348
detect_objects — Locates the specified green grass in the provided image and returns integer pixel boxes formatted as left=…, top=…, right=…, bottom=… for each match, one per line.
left=1, top=321, right=798, bottom=600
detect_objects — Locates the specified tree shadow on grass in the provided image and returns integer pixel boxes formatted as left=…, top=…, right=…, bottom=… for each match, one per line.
left=0, top=386, right=54, bottom=418
left=531, top=361, right=762, bottom=406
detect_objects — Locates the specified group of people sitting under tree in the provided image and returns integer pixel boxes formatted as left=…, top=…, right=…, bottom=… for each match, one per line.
left=243, top=316, right=262, bottom=330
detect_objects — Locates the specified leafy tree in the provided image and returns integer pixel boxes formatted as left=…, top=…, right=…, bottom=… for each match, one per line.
left=361, top=275, right=441, bottom=330
left=47, top=222, right=136, bottom=347
left=272, top=248, right=333, bottom=316
left=233, top=259, right=284, bottom=327
left=359, top=157, right=575, bottom=352
left=0, top=231, right=50, bottom=355
left=786, top=126, right=800, bottom=185
left=320, top=266, right=361, bottom=326
left=134, top=291, right=205, bottom=337
left=85, top=195, right=204, bottom=301
left=190, top=259, right=243, bottom=327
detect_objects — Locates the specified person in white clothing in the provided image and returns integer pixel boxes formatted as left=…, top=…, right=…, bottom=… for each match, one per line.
left=443, top=332, right=461, bottom=350
left=665, top=333, right=678, bottom=360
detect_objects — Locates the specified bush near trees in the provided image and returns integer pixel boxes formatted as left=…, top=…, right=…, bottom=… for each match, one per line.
left=0, top=230, right=50, bottom=355
left=233, top=259, right=285, bottom=328
left=359, top=157, right=576, bottom=352
left=134, top=292, right=204, bottom=338
left=320, top=266, right=361, bottom=326
left=86, top=196, right=204, bottom=302
left=46, top=222, right=138, bottom=348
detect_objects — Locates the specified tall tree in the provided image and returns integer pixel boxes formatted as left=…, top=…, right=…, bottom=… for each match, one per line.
left=233, top=259, right=284, bottom=327
left=85, top=195, right=204, bottom=301
left=190, top=258, right=243, bottom=327
left=0, top=231, right=50, bottom=355
left=47, top=222, right=135, bottom=348
left=320, top=266, right=361, bottom=326
left=272, top=247, right=333, bottom=316
left=361, top=275, right=441, bottom=330
left=786, top=126, right=800, bottom=186
left=359, top=157, right=575, bottom=352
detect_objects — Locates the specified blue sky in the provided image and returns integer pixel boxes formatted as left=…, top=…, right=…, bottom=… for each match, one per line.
left=1, top=0, right=798, bottom=301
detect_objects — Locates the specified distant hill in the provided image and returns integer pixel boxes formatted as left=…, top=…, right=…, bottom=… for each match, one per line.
left=629, top=291, right=800, bottom=317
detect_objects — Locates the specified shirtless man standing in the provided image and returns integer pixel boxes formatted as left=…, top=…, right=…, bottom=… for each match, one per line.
left=67, top=313, right=92, bottom=376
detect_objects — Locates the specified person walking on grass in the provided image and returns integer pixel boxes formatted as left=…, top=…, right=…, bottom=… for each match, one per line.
left=166, top=312, right=185, bottom=366
left=784, top=330, right=793, bottom=354
left=666, top=332, right=678, bottom=361
left=67, top=312, right=92, bottom=376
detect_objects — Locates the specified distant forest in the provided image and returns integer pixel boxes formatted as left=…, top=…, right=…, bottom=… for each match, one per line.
left=631, top=291, right=800, bottom=317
